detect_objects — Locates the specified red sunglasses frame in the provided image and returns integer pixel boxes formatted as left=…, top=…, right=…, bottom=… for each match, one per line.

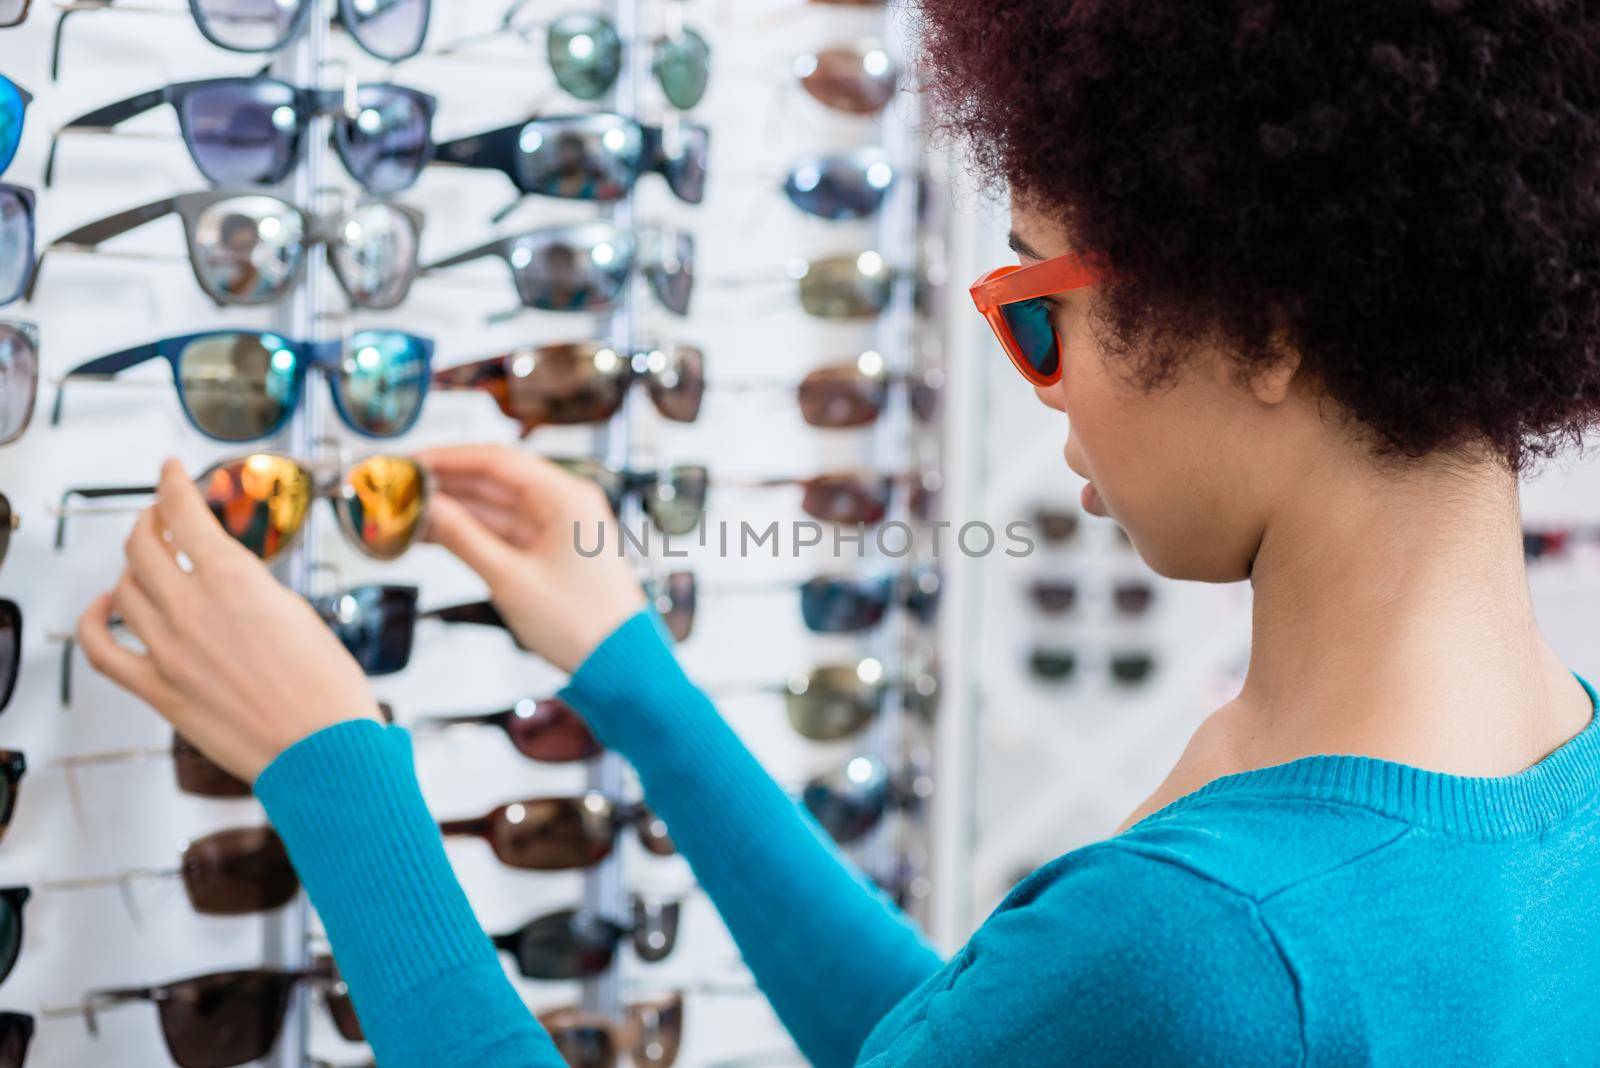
left=969, top=251, right=1103, bottom=386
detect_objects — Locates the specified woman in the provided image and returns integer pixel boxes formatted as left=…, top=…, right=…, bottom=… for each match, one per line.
left=78, top=4, right=1600, bottom=1065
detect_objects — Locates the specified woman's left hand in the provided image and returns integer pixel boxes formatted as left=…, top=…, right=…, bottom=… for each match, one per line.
left=76, top=458, right=385, bottom=784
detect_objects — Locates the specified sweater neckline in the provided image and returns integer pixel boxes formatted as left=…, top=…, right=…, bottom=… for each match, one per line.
left=1140, top=674, right=1600, bottom=841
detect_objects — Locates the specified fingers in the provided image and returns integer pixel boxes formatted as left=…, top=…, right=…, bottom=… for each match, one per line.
left=112, top=569, right=172, bottom=657
left=422, top=493, right=521, bottom=583
left=123, top=507, right=188, bottom=614
left=76, top=592, right=172, bottom=708
left=152, top=458, right=236, bottom=568
left=417, top=446, right=581, bottom=520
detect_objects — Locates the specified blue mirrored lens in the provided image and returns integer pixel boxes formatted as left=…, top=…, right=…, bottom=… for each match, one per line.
left=0, top=78, right=23, bottom=177
left=336, top=330, right=429, bottom=437
left=785, top=152, right=894, bottom=221
left=999, top=297, right=1059, bottom=377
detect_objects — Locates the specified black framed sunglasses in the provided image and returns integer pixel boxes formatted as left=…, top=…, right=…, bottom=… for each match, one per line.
left=0, top=887, right=24, bottom=989
left=435, top=113, right=708, bottom=209
left=29, top=191, right=422, bottom=309
left=0, top=753, right=24, bottom=844
left=0, top=0, right=30, bottom=27
left=423, top=221, right=693, bottom=315
left=52, top=0, right=431, bottom=80
left=47, top=78, right=436, bottom=196
left=0, top=184, right=32, bottom=308
left=491, top=896, right=680, bottom=980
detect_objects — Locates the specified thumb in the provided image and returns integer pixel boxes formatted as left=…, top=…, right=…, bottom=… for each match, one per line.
left=423, top=493, right=519, bottom=584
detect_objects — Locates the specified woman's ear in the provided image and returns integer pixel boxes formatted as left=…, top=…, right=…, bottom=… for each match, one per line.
left=1250, top=325, right=1303, bottom=406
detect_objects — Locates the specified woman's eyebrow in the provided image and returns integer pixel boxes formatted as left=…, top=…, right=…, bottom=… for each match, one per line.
left=1007, top=231, right=1046, bottom=261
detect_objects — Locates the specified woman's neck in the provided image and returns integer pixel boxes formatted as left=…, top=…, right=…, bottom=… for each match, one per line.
left=1120, top=452, right=1592, bottom=832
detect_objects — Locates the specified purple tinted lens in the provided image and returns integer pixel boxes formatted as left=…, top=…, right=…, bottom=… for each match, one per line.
left=338, top=87, right=430, bottom=194
left=0, top=191, right=29, bottom=308
left=194, top=0, right=302, bottom=50
left=183, top=82, right=299, bottom=185
left=0, top=324, right=35, bottom=445
left=343, top=0, right=428, bottom=61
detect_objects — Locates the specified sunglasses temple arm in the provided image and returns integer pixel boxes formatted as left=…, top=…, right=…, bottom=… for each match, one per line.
left=410, top=710, right=506, bottom=733
left=44, top=87, right=168, bottom=186
left=52, top=341, right=162, bottom=426
left=418, top=600, right=510, bottom=631
left=39, top=987, right=156, bottom=1035
left=489, top=194, right=526, bottom=226
left=437, top=815, right=492, bottom=839
left=420, top=238, right=505, bottom=275
left=53, top=485, right=158, bottom=550
left=25, top=197, right=177, bottom=301
left=41, top=866, right=178, bottom=893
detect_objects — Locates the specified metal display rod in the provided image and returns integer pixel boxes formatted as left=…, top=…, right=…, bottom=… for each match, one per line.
left=274, top=0, right=332, bottom=1062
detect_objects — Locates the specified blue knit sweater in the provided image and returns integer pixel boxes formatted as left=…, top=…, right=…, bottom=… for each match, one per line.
left=256, top=609, right=1600, bottom=1066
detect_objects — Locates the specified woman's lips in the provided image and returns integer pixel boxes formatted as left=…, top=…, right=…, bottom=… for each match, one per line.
left=1081, top=481, right=1107, bottom=517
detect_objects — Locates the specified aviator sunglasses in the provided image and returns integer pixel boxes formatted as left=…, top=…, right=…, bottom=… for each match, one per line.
left=55, top=453, right=429, bottom=564
left=29, top=191, right=423, bottom=309
left=47, top=77, right=437, bottom=196
left=0, top=321, right=37, bottom=445
left=415, top=696, right=602, bottom=764
left=792, top=41, right=898, bottom=115
left=441, top=792, right=674, bottom=872
left=970, top=249, right=1104, bottom=386
left=442, top=7, right=709, bottom=111
left=435, top=114, right=708, bottom=208
left=424, top=221, right=694, bottom=316
left=802, top=757, right=925, bottom=844
left=54, top=330, right=433, bottom=442
left=434, top=341, right=704, bottom=433
left=774, top=661, right=937, bottom=742
left=52, top=0, right=431, bottom=79
left=783, top=148, right=896, bottom=221
left=799, top=569, right=940, bottom=634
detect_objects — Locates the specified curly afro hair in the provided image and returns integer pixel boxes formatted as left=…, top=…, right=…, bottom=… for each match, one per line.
left=916, top=0, right=1600, bottom=469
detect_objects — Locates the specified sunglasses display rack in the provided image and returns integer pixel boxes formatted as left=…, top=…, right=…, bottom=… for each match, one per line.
left=0, top=0, right=978, bottom=1062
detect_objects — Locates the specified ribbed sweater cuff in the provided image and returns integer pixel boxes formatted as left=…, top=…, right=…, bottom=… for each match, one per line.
left=255, top=720, right=532, bottom=1062
left=559, top=609, right=809, bottom=881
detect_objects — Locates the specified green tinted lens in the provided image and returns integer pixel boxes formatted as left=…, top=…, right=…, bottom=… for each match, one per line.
left=548, top=14, right=622, bottom=100
left=648, top=465, right=706, bottom=536
left=999, top=298, right=1060, bottom=378
left=555, top=457, right=624, bottom=513
left=785, top=666, right=880, bottom=740
left=799, top=255, right=893, bottom=319
left=335, top=331, right=429, bottom=437
left=653, top=29, right=710, bottom=110
left=178, top=333, right=298, bottom=441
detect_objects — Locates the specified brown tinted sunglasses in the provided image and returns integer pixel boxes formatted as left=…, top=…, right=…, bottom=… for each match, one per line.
left=440, top=792, right=674, bottom=871
left=63, top=962, right=348, bottom=1068
left=58, top=706, right=393, bottom=799
left=793, top=358, right=939, bottom=428
left=538, top=993, right=685, bottom=1068
left=45, top=826, right=297, bottom=917
left=433, top=341, right=705, bottom=433
left=414, top=696, right=603, bottom=763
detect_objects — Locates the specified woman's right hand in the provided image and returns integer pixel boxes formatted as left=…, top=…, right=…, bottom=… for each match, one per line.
left=416, top=445, right=648, bottom=674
